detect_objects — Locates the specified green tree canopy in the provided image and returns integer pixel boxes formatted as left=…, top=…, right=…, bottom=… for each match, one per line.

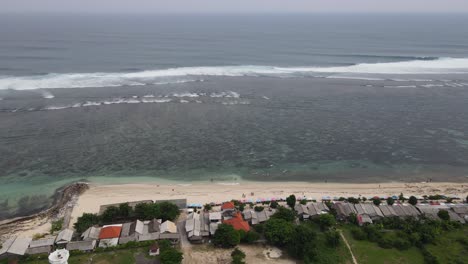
left=231, top=247, right=246, bottom=264
left=74, top=213, right=100, bottom=234
left=318, top=213, right=336, bottom=230
left=437, top=210, right=450, bottom=221
left=264, top=218, right=295, bottom=246
left=286, top=195, right=296, bottom=208
left=386, top=197, right=395, bottom=205
left=271, top=206, right=296, bottom=222
left=213, top=224, right=241, bottom=248
left=408, top=196, right=418, bottom=206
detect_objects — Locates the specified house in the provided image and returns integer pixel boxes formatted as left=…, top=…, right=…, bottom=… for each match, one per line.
left=138, top=219, right=162, bottom=242
left=223, top=212, right=250, bottom=232
left=81, top=227, right=101, bottom=241
left=360, top=204, right=384, bottom=220
left=209, top=212, right=222, bottom=222
left=416, top=205, right=440, bottom=220
left=0, top=237, right=32, bottom=259
left=66, top=240, right=97, bottom=252
left=26, top=237, right=55, bottom=255
left=186, top=213, right=202, bottom=242
left=159, top=220, right=180, bottom=243
left=379, top=205, right=398, bottom=217
left=149, top=243, right=160, bottom=256
left=243, top=208, right=275, bottom=225
left=333, top=202, right=357, bottom=221
left=118, top=222, right=137, bottom=244
left=55, top=229, right=74, bottom=246
left=99, top=225, right=123, bottom=248
left=357, top=214, right=373, bottom=226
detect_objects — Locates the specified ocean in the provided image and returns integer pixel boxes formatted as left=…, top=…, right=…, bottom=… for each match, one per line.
left=1, top=14, right=468, bottom=219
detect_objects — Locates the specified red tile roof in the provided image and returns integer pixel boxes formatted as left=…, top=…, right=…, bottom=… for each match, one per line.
left=99, top=226, right=122, bottom=239
left=223, top=212, right=250, bottom=232
left=221, top=202, right=235, bottom=210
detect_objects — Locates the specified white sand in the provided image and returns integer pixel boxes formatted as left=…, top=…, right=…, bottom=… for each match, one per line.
left=68, top=181, right=468, bottom=228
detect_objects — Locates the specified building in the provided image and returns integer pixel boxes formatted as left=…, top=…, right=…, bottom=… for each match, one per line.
left=223, top=212, right=250, bottom=232
left=137, top=219, right=162, bottom=242
left=0, top=237, right=32, bottom=259
left=333, top=202, right=357, bottom=221
left=243, top=209, right=275, bottom=225
left=294, top=202, right=329, bottom=220
left=26, top=237, right=56, bottom=255
left=119, top=222, right=137, bottom=244
left=159, top=220, right=180, bottom=243
left=66, top=240, right=97, bottom=252
left=99, top=225, right=123, bottom=248
left=186, top=212, right=212, bottom=243
left=357, top=214, right=373, bottom=226
left=81, top=227, right=101, bottom=241
left=55, top=229, right=74, bottom=246
left=378, top=205, right=398, bottom=217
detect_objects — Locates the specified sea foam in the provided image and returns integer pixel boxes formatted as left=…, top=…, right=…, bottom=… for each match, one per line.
left=1, top=58, right=468, bottom=90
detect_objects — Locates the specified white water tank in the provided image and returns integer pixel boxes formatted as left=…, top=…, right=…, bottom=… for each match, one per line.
left=48, top=249, right=70, bottom=264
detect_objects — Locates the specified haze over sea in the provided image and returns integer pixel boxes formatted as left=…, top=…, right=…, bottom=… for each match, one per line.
left=1, top=14, right=468, bottom=219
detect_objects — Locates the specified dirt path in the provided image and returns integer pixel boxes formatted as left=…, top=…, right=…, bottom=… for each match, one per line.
left=339, top=230, right=358, bottom=264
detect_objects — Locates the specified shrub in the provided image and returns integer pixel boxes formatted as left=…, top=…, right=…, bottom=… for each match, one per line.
left=350, top=227, right=366, bottom=240
left=300, top=199, right=307, bottom=205
left=399, top=193, right=406, bottom=202
left=253, top=223, right=265, bottom=234
left=118, top=203, right=132, bottom=218
left=318, top=214, right=336, bottom=230
left=437, top=210, right=449, bottom=221
left=386, top=197, right=394, bottom=205
left=286, top=195, right=296, bottom=208
left=348, top=197, right=359, bottom=204
left=50, top=218, right=63, bottom=233
left=392, top=237, right=411, bottom=250
left=231, top=247, right=246, bottom=264
left=213, top=224, right=240, bottom=248
left=408, top=196, right=418, bottom=206
left=254, top=206, right=264, bottom=212
left=160, top=246, right=183, bottom=264
left=242, top=231, right=260, bottom=244
left=287, top=224, right=317, bottom=259
left=325, top=230, right=340, bottom=247
left=271, top=206, right=296, bottom=222
left=74, top=213, right=100, bottom=234
left=378, top=236, right=394, bottom=249
left=101, top=206, right=120, bottom=223
left=239, top=204, right=245, bottom=212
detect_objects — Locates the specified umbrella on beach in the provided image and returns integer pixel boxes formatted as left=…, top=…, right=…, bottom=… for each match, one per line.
left=392, top=195, right=398, bottom=200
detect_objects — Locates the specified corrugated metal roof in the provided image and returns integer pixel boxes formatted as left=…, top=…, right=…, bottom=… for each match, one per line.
left=66, top=240, right=96, bottom=251
left=160, top=221, right=177, bottom=234
left=26, top=245, right=51, bottom=255
left=29, top=237, right=55, bottom=248
left=8, top=237, right=32, bottom=256
left=56, top=229, right=74, bottom=244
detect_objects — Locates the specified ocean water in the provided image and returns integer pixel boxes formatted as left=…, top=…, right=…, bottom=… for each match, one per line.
left=1, top=14, right=468, bottom=219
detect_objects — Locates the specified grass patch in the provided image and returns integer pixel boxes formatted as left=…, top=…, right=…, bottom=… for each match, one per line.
left=425, top=226, right=468, bottom=264
left=342, top=225, right=424, bottom=264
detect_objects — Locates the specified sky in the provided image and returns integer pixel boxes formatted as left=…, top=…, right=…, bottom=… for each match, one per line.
left=2, top=0, right=468, bottom=13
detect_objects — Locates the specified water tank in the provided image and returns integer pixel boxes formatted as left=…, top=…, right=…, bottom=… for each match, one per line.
left=48, top=249, right=70, bottom=264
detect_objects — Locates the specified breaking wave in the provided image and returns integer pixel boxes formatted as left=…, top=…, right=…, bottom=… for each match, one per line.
left=1, top=57, right=467, bottom=90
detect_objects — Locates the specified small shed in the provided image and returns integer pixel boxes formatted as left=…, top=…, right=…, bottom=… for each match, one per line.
left=55, top=229, right=74, bottom=245
left=66, top=240, right=96, bottom=252
left=149, top=243, right=160, bottom=256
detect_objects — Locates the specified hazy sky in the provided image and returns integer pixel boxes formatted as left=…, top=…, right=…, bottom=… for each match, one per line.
left=3, top=0, right=468, bottom=13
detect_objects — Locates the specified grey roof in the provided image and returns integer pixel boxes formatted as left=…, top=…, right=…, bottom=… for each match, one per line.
left=0, top=237, right=16, bottom=256
left=416, top=206, right=440, bottom=220
left=379, top=205, right=398, bottom=217
left=148, top=219, right=161, bottom=233
left=334, top=202, right=356, bottom=217
left=138, top=232, right=159, bottom=242
left=7, top=237, right=32, bottom=256
left=257, top=210, right=269, bottom=223
left=82, top=227, right=101, bottom=241
left=26, top=245, right=51, bottom=255
left=295, top=204, right=309, bottom=215
left=448, top=210, right=466, bottom=224
left=66, top=240, right=97, bottom=251
left=243, top=210, right=253, bottom=221
left=135, top=220, right=145, bottom=235
left=210, top=222, right=220, bottom=235
left=29, top=238, right=55, bottom=248
left=450, top=205, right=468, bottom=216
left=159, top=233, right=180, bottom=240
left=56, top=229, right=74, bottom=244
left=209, top=212, right=222, bottom=221
left=119, top=235, right=137, bottom=245
left=120, top=222, right=136, bottom=237
left=358, top=214, right=373, bottom=225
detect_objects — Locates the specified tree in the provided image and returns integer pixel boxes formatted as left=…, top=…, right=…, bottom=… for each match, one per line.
left=373, top=198, right=381, bottom=206
left=213, top=224, right=240, bottom=248
left=160, top=241, right=183, bottom=264
left=348, top=197, right=359, bottom=204
left=271, top=206, right=296, bottom=222
left=158, top=202, right=180, bottom=221
left=408, top=196, right=418, bottom=206
left=286, top=195, right=296, bottom=208
left=270, top=201, right=279, bottom=208
left=325, top=230, right=341, bottom=247
left=118, top=203, right=132, bottom=218
left=74, top=213, right=100, bottom=234
left=264, top=218, right=295, bottom=246
left=254, top=206, right=264, bottom=212
left=239, top=204, right=245, bottom=212
left=231, top=248, right=246, bottom=264
left=399, top=193, right=406, bottom=202
left=300, top=199, right=307, bottom=205
left=242, top=231, right=260, bottom=243
left=437, top=210, right=450, bottom=221
left=287, top=224, right=317, bottom=259
left=318, top=214, right=336, bottom=230
left=386, top=197, right=395, bottom=205
left=204, top=203, right=212, bottom=211
left=466, top=195, right=468, bottom=203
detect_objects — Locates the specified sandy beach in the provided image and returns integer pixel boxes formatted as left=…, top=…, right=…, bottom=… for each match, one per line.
left=68, top=181, right=468, bottom=228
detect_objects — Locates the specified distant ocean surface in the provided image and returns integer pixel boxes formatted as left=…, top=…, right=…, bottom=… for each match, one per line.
left=1, top=14, right=468, bottom=219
